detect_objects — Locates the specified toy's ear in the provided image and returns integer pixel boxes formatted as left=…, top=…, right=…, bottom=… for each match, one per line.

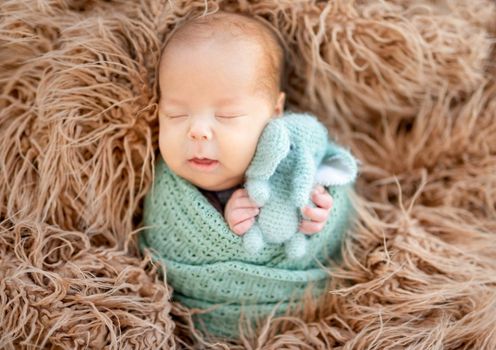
left=315, top=147, right=358, bottom=186
left=246, top=118, right=291, bottom=180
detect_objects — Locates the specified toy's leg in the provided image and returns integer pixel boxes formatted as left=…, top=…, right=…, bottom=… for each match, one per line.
left=285, top=233, right=308, bottom=259
left=261, top=203, right=299, bottom=244
left=243, top=224, right=264, bottom=255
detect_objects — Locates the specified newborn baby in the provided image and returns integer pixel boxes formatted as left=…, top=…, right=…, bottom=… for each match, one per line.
left=142, top=10, right=357, bottom=339
left=157, top=11, right=333, bottom=237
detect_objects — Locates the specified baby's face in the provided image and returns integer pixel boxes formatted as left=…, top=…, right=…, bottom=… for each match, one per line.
left=158, top=38, right=285, bottom=191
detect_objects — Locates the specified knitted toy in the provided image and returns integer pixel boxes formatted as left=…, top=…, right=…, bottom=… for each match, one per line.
left=243, top=112, right=358, bottom=259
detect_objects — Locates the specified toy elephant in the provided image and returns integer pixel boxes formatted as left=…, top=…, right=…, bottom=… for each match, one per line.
left=243, top=111, right=357, bottom=259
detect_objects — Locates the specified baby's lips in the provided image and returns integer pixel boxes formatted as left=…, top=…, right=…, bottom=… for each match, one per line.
left=189, top=157, right=217, bottom=162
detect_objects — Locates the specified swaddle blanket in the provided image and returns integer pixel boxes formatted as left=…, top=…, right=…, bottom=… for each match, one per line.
left=139, top=113, right=358, bottom=338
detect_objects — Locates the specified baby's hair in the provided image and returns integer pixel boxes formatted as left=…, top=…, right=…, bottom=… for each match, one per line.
left=160, top=11, right=286, bottom=103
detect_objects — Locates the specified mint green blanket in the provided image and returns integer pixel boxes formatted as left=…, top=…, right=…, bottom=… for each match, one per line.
left=139, top=145, right=356, bottom=338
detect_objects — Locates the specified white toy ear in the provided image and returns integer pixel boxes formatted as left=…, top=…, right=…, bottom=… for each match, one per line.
left=315, top=153, right=358, bottom=186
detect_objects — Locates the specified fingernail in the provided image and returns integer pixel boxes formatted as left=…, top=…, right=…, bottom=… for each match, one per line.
left=302, top=208, right=310, bottom=219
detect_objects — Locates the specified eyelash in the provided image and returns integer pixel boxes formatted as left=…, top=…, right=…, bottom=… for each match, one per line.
left=217, top=115, right=242, bottom=119
left=167, top=115, right=242, bottom=119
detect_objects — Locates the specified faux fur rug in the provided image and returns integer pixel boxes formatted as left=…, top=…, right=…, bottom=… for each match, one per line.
left=1, top=0, right=495, bottom=348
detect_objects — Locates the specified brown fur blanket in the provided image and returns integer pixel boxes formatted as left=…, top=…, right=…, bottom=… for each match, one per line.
left=1, top=0, right=495, bottom=348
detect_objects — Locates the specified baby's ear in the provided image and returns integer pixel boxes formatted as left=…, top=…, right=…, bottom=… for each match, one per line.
left=273, top=92, right=286, bottom=117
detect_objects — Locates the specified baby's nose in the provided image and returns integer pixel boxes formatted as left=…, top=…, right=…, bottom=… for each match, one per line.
left=188, top=125, right=212, bottom=141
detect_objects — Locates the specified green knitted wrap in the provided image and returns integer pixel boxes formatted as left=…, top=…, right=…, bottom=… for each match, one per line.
left=139, top=154, right=355, bottom=338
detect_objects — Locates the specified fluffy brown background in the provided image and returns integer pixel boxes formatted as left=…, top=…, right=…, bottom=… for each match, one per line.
left=1, top=0, right=495, bottom=348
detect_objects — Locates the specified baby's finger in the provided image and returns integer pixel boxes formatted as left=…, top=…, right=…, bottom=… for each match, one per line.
left=232, top=217, right=255, bottom=236
left=301, top=206, right=329, bottom=223
left=231, top=207, right=260, bottom=223
left=234, top=196, right=260, bottom=209
left=231, top=189, right=260, bottom=206
left=230, top=188, right=248, bottom=200
left=299, top=220, right=324, bottom=235
left=311, top=190, right=333, bottom=210
left=313, top=185, right=326, bottom=194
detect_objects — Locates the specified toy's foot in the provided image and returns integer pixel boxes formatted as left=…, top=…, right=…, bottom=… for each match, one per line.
left=262, top=210, right=299, bottom=244
left=245, top=179, right=270, bottom=206
left=243, top=225, right=264, bottom=255
left=285, top=233, right=308, bottom=259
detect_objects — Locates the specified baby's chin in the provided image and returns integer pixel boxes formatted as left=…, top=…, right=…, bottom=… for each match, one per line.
left=182, top=171, right=243, bottom=191
left=191, top=177, right=242, bottom=191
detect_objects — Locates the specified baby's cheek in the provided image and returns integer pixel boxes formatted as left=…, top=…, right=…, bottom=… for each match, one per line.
left=220, top=132, right=258, bottom=173
left=159, top=129, right=182, bottom=166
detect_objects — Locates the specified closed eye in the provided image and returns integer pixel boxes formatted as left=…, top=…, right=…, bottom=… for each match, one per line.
left=216, top=115, right=245, bottom=119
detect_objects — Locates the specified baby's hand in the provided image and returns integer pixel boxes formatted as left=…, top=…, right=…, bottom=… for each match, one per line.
left=299, top=185, right=333, bottom=235
left=224, top=188, right=261, bottom=236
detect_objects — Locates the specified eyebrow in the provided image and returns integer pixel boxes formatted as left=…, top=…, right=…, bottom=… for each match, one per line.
left=160, top=97, right=185, bottom=106
left=161, top=97, right=243, bottom=107
left=216, top=97, right=240, bottom=106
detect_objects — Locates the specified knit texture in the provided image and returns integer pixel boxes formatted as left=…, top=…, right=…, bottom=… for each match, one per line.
left=243, top=112, right=357, bottom=259
left=140, top=112, right=357, bottom=338
left=139, top=114, right=358, bottom=338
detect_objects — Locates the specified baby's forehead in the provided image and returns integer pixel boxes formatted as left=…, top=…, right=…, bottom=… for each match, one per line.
left=161, top=19, right=273, bottom=78
left=164, top=12, right=269, bottom=49
left=160, top=11, right=284, bottom=98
